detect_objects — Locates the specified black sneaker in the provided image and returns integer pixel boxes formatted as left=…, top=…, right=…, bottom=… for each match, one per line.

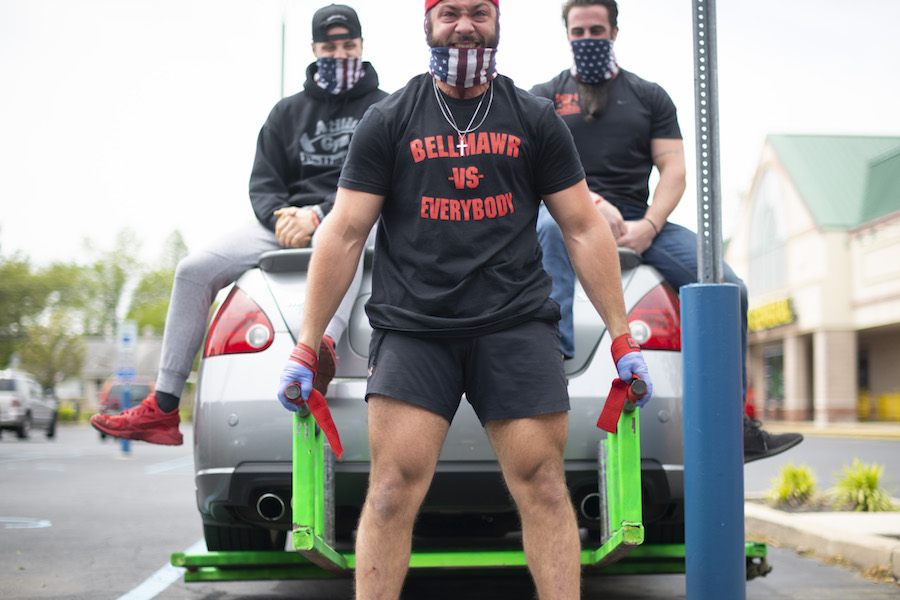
left=743, top=417, right=803, bottom=463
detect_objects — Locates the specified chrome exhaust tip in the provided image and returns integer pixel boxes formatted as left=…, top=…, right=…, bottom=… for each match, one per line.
left=256, top=493, right=286, bottom=521
left=578, top=492, right=602, bottom=521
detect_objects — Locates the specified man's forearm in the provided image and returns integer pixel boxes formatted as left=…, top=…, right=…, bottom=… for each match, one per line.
left=564, top=222, right=630, bottom=339
left=297, top=217, right=366, bottom=348
left=645, top=140, right=686, bottom=229
left=645, top=170, right=684, bottom=229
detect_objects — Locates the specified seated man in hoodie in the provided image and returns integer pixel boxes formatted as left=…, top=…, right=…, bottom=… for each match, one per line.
left=91, top=4, right=388, bottom=445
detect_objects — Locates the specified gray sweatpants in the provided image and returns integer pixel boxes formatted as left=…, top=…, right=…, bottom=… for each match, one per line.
left=156, top=220, right=363, bottom=398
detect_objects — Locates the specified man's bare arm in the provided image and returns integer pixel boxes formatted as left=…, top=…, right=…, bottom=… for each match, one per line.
left=645, top=138, right=686, bottom=229
left=297, top=187, right=383, bottom=349
left=616, top=138, right=686, bottom=253
left=543, top=180, right=629, bottom=339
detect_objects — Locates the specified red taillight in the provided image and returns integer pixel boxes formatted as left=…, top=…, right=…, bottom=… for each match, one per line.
left=10, top=398, right=21, bottom=408
left=203, top=287, right=274, bottom=358
left=628, top=283, right=681, bottom=351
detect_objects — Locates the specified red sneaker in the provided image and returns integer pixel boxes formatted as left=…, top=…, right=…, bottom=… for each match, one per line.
left=90, top=392, right=183, bottom=446
left=314, top=336, right=338, bottom=396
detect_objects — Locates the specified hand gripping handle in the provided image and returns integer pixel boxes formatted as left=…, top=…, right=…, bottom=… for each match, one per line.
left=284, top=383, right=310, bottom=417
left=597, top=377, right=646, bottom=433
left=285, top=384, right=343, bottom=460
left=624, top=378, right=648, bottom=413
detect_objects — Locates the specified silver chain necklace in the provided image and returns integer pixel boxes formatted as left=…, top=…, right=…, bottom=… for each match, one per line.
left=432, top=78, right=494, bottom=157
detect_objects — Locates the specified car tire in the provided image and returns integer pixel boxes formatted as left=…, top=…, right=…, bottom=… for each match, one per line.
left=202, top=523, right=287, bottom=552
left=16, top=415, right=31, bottom=440
left=45, top=412, right=58, bottom=439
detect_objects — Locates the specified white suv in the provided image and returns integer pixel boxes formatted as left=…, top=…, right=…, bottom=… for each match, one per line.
left=0, top=370, right=58, bottom=440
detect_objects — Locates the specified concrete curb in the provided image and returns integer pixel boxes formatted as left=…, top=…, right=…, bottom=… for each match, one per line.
left=745, top=502, right=900, bottom=580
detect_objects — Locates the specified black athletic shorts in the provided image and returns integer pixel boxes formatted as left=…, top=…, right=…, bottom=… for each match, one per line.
left=366, top=319, right=569, bottom=425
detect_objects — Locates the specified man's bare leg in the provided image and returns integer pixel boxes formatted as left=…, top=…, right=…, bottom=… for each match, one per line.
left=486, top=412, right=580, bottom=600
left=354, top=395, right=449, bottom=600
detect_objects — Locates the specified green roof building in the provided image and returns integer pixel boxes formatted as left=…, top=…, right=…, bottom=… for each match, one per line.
left=727, top=135, right=900, bottom=423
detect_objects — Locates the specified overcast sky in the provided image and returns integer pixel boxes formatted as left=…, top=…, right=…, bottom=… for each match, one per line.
left=2, top=0, right=899, bottom=266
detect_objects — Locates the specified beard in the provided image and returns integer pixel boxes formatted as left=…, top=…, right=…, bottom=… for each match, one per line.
left=425, top=18, right=500, bottom=49
left=577, top=79, right=613, bottom=122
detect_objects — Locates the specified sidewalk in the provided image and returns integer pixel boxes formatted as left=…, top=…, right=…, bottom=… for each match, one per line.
left=761, top=419, right=900, bottom=441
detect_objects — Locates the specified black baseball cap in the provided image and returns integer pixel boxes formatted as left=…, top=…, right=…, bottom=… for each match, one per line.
left=311, top=4, right=362, bottom=42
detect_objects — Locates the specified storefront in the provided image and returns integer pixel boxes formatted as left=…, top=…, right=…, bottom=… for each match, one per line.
left=727, top=135, right=900, bottom=423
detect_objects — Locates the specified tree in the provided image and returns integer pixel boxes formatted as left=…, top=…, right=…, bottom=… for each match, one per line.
left=128, top=269, right=174, bottom=334
left=127, top=230, right=188, bottom=334
left=18, top=309, right=85, bottom=391
left=159, top=230, right=189, bottom=271
left=0, top=256, right=55, bottom=367
left=79, top=230, right=142, bottom=336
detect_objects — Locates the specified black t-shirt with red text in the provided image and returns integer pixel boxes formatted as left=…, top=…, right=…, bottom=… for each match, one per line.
left=530, top=69, right=682, bottom=211
left=339, top=74, right=585, bottom=335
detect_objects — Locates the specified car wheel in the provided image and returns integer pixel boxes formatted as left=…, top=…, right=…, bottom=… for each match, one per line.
left=45, top=412, right=58, bottom=439
left=16, top=415, right=31, bottom=440
left=202, top=523, right=287, bottom=551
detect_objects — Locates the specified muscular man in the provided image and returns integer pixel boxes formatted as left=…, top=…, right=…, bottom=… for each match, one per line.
left=532, top=0, right=802, bottom=462
left=276, top=2, right=651, bottom=597
left=92, top=4, right=387, bottom=445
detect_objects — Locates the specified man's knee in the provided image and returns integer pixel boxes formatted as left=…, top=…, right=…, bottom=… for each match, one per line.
left=174, top=250, right=239, bottom=291
left=507, top=460, right=571, bottom=511
left=723, top=266, right=749, bottom=309
left=174, top=252, right=214, bottom=285
left=365, top=465, right=432, bottom=522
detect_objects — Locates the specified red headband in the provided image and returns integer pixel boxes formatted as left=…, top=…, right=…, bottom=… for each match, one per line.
left=425, top=0, right=499, bottom=12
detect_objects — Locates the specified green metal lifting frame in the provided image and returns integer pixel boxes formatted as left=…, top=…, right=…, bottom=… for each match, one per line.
left=172, top=407, right=769, bottom=582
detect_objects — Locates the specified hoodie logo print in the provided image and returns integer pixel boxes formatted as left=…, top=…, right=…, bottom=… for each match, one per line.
left=300, top=117, right=359, bottom=167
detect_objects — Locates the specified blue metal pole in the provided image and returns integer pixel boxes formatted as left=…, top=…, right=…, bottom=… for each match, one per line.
left=120, top=385, right=131, bottom=455
left=682, top=283, right=745, bottom=598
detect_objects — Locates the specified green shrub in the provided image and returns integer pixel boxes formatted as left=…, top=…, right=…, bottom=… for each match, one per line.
left=830, top=459, right=897, bottom=512
left=57, top=400, right=80, bottom=423
left=767, top=463, right=817, bottom=508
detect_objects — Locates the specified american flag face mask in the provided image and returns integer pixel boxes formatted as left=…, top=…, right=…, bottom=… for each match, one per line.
left=429, top=47, right=497, bottom=88
left=570, top=38, right=619, bottom=84
left=315, top=57, right=364, bottom=95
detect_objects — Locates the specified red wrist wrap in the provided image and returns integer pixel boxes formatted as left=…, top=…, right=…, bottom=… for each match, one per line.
left=610, top=334, right=641, bottom=363
left=287, top=342, right=343, bottom=459
left=290, top=343, right=318, bottom=371
left=598, top=334, right=643, bottom=433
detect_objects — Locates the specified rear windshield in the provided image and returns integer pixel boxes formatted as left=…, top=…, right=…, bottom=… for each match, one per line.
left=108, top=384, right=151, bottom=402
left=0, top=379, right=16, bottom=392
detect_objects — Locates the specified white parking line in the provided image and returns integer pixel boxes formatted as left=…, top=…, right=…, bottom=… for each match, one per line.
left=116, top=539, right=205, bottom=600
left=144, top=454, right=193, bottom=475
left=0, top=516, right=52, bottom=529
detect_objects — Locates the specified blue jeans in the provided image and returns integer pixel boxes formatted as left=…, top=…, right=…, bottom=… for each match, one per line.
left=536, top=203, right=749, bottom=399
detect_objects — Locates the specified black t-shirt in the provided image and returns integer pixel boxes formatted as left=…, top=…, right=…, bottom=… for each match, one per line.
left=339, top=74, right=585, bottom=335
left=530, top=69, right=681, bottom=210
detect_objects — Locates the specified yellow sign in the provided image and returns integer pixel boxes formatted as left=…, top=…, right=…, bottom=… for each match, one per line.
left=748, top=298, right=795, bottom=332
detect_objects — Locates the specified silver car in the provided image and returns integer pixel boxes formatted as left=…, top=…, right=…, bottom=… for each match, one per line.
left=192, top=248, right=683, bottom=551
left=0, top=369, right=58, bottom=440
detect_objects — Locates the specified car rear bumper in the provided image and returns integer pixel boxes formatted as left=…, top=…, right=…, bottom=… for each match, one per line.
left=195, top=457, right=683, bottom=539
